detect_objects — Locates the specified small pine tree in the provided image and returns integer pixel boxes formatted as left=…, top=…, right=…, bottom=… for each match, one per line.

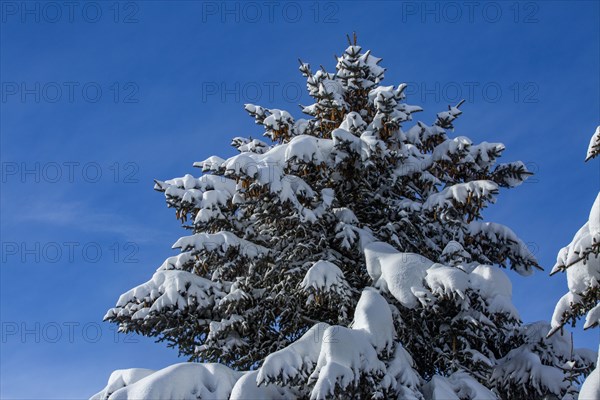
left=98, top=38, right=594, bottom=400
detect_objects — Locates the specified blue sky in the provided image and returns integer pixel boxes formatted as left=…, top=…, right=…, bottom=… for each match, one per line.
left=1, top=1, right=599, bottom=398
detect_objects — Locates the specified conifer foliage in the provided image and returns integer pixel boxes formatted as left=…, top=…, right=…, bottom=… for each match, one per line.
left=550, top=126, right=600, bottom=334
left=96, top=38, right=596, bottom=399
left=548, top=126, right=600, bottom=400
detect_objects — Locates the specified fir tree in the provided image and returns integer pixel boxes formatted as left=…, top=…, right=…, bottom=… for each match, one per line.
left=547, top=126, right=600, bottom=399
left=549, top=126, right=600, bottom=334
left=97, top=38, right=595, bottom=400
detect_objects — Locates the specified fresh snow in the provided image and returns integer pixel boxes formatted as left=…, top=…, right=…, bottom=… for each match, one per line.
left=301, top=261, right=348, bottom=294
left=173, top=231, right=269, bottom=259
left=308, top=289, right=393, bottom=399
left=381, top=344, right=422, bottom=400
left=257, top=322, right=330, bottom=386
left=425, top=263, right=469, bottom=300
left=230, top=370, right=293, bottom=399
left=90, top=369, right=155, bottom=400
left=579, top=347, right=600, bottom=400
left=586, top=125, right=600, bottom=161
left=423, top=180, right=498, bottom=212
left=105, top=270, right=223, bottom=321
left=364, top=241, right=517, bottom=317
left=364, top=242, right=432, bottom=308
left=550, top=192, right=600, bottom=333
left=585, top=303, right=600, bottom=330
left=491, top=349, right=565, bottom=396
left=423, top=372, right=497, bottom=400
left=350, top=287, right=395, bottom=352
left=470, top=265, right=518, bottom=317
left=91, top=363, right=242, bottom=400
left=422, top=375, right=459, bottom=400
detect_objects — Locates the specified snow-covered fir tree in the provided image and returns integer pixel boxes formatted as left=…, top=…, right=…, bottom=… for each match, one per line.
left=95, top=38, right=596, bottom=399
left=550, top=126, right=600, bottom=334
left=548, top=126, right=600, bottom=399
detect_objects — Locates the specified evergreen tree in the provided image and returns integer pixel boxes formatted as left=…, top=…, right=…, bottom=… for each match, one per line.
left=549, top=126, right=600, bottom=334
left=97, top=38, right=595, bottom=400
left=548, top=126, right=600, bottom=399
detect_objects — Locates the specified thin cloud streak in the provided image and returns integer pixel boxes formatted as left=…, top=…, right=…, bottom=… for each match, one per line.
left=12, top=198, right=165, bottom=244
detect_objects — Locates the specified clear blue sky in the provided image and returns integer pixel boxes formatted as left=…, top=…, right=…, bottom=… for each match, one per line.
left=1, top=1, right=598, bottom=398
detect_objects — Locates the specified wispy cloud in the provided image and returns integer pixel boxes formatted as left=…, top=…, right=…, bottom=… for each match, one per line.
left=9, top=196, right=164, bottom=244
